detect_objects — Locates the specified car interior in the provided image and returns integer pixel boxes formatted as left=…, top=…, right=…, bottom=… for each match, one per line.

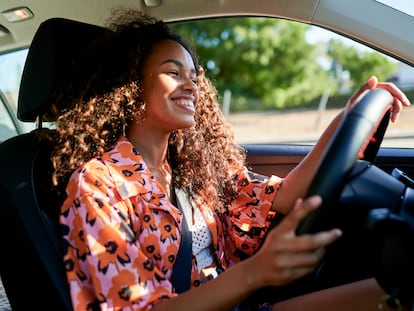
left=0, top=18, right=112, bottom=310
left=2, top=1, right=414, bottom=310
left=0, top=16, right=413, bottom=311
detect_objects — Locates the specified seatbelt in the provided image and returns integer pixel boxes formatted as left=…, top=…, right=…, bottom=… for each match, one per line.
left=171, top=188, right=193, bottom=293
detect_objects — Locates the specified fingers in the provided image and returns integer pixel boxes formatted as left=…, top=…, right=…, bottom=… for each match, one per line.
left=308, top=228, right=343, bottom=249
left=272, top=247, right=326, bottom=275
left=276, top=228, right=342, bottom=253
left=269, top=195, right=342, bottom=261
left=255, top=195, right=343, bottom=287
left=274, top=195, right=321, bottom=234
left=271, top=195, right=342, bottom=244
left=376, top=80, right=410, bottom=107
left=390, top=97, right=404, bottom=122
left=346, top=75, right=377, bottom=107
left=348, top=75, right=411, bottom=122
left=373, top=76, right=410, bottom=121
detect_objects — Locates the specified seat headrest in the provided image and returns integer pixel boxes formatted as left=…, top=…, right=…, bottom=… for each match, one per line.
left=17, top=18, right=112, bottom=122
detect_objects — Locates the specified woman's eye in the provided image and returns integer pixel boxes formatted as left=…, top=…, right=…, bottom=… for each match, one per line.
left=168, top=71, right=179, bottom=76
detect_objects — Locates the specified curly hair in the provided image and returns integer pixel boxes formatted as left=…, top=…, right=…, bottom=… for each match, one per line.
left=51, top=9, right=246, bottom=211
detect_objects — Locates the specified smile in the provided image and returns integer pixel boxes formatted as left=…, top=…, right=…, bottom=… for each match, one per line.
left=173, top=99, right=195, bottom=111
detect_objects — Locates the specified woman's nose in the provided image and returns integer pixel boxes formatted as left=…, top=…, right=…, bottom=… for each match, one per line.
left=181, top=76, right=198, bottom=93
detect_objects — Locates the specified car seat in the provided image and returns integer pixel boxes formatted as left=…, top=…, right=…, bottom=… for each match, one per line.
left=0, top=18, right=110, bottom=310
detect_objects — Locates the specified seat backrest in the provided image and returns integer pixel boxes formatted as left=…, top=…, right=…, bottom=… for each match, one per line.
left=0, top=18, right=110, bottom=310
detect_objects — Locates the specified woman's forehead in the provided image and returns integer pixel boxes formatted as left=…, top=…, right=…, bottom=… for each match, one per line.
left=147, top=39, right=196, bottom=70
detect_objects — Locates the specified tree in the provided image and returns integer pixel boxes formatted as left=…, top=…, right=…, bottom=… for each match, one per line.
left=327, top=39, right=397, bottom=91
left=172, top=17, right=332, bottom=109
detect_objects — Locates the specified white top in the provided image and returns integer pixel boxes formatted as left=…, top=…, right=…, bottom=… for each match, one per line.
left=175, top=188, right=214, bottom=271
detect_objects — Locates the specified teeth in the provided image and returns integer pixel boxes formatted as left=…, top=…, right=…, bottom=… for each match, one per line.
left=175, top=99, right=194, bottom=107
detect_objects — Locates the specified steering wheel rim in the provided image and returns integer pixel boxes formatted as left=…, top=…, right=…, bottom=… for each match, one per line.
left=245, top=89, right=395, bottom=307
left=296, top=88, right=394, bottom=235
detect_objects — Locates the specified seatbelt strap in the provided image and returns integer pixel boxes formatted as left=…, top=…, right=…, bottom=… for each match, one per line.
left=171, top=188, right=193, bottom=293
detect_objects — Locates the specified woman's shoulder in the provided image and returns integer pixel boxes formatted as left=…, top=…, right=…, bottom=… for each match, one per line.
left=65, top=136, right=161, bottom=200
left=66, top=157, right=111, bottom=191
left=74, top=136, right=142, bottom=173
left=101, top=136, right=143, bottom=165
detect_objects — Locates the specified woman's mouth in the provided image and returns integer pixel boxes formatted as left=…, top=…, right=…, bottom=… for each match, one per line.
left=172, top=97, right=196, bottom=112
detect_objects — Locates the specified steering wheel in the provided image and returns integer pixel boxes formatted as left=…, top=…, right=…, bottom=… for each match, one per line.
left=244, top=89, right=396, bottom=307
left=296, top=88, right=393, bottom=234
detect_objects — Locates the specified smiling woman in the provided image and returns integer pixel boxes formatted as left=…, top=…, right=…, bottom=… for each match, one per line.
left=43, top=8, right=412, bottom=311
left=2, top=1, right=414, bottom=310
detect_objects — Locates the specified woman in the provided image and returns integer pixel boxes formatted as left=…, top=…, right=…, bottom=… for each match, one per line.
left=52, top=9, right=410, bottom=311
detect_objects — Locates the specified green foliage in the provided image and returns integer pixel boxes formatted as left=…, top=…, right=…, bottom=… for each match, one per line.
left=171, top=18, right=397, bottom=111
left=327, top=39, right=398, bottom=91
left=171, top=17, right=331, bottom=109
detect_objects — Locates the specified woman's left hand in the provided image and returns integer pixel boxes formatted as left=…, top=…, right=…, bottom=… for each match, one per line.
left=345, top=75, right=411, bottom=122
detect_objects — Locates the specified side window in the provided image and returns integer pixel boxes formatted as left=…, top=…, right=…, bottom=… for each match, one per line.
left=0, top=91, right=21, bottom=141
left=173, top=17, right=414, bottom=147
left=0, top=49, right=32, bottom=141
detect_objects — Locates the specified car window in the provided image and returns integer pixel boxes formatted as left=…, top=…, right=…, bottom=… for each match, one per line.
left=172, top=17, right=414, bottom=147
left=0, top=92, right=21, bottom=141
left=3, top=19, right=414, bottom=148
left=0, top=48, right=34, bottom=141
left=376, top=0, right=414, bottom=17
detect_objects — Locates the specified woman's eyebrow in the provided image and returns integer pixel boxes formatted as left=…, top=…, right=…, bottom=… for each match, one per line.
left=160, top=59, right=196, bottom=74
left=161, top=59, right=182, bottom=66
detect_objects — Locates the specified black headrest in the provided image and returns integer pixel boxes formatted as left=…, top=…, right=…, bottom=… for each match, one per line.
left=17, top=18, right=112, bottom=122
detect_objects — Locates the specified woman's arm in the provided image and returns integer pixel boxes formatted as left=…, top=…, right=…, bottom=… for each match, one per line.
left=143, top=76, right=411, bottom=311
left=153, top=196, right=341, bottom=311
left=272, top=76, right=410, bottom=215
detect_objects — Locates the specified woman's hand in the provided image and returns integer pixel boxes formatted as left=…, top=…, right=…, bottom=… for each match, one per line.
left=345, top=75, right=411, bottom=122
left=247, top=195, right=342, bottom=288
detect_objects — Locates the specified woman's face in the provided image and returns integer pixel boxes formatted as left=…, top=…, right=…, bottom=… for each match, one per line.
left=139, top=39, right=199, bottom=132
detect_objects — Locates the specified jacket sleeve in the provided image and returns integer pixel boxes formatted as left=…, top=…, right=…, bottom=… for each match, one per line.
left=225, top=167, right=284, bottom=256
left=60, top=160, right=177, bottom=311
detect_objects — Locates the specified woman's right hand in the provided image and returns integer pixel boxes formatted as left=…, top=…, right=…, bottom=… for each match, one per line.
left=344, top=75, right=410, bottom=122
left=246, top=195, right=342, bottom=289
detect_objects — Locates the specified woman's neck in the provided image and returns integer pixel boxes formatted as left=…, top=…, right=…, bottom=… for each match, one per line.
left=126, top=129, right=173, bottom=197
left=127, top=127, right=170, bottom=169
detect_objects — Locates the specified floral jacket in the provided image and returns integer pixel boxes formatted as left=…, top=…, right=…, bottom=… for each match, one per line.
left=60, top=136, right=283, bottom=310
